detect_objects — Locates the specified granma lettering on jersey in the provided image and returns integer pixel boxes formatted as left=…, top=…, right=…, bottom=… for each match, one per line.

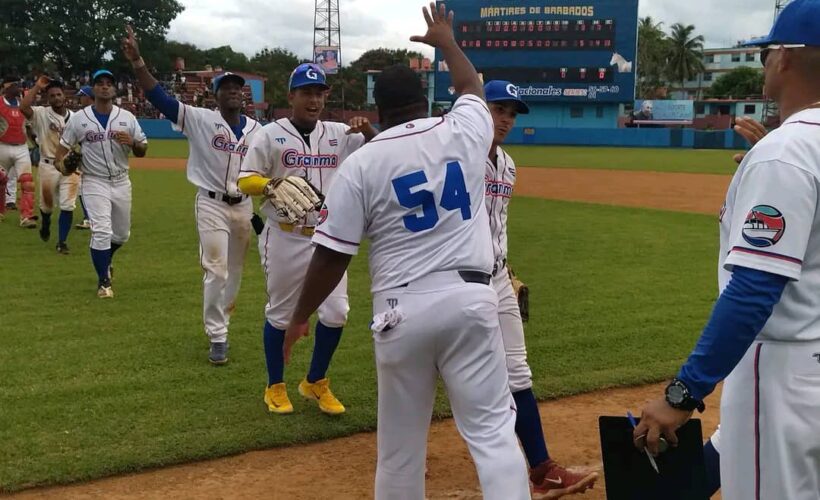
left=485, top=178, right=513, bottom=198
left=84, top=130, right=121, bottom=143
left=211, top=135, right=249, bottom=156
left=282, top=149, right=339, bottom=169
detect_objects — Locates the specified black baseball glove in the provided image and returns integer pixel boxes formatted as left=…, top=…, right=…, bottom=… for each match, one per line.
left=58, top=149, right=83, bottom=176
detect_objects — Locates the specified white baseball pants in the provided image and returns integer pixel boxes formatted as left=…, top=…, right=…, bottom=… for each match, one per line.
left=80, top=174, right=131, bottom=250
left=720, top=339, right=820, bottom=500
left=257, top=219, right=349, bottom=330
left=372, top=271, right=530, bottom=500
left=195, top=191, right=251, bottom=344
left=38, top=161, right=79, bottom=213
left=492, top=269, right=533, bottom=392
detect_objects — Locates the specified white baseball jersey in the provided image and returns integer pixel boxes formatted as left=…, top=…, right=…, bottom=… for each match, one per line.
left=29, top=106, right=71, bottom=159
left=59, top=105, right=147, bottom=178
left=313, top=94, right=495, bottom=293
left=240, top=118, right=365, bottom=224
left=171, top=104, right=260, bottom=196
left=485, top=146, right=516, bottom=264
left=718, top=107, right=820, bottom=342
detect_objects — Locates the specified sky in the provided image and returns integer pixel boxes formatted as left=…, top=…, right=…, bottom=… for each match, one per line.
left=166, top=0, right=778, bottom=64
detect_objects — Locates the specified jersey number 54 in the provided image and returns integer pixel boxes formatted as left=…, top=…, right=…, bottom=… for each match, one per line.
left=391, top=161, right=471, bottom=232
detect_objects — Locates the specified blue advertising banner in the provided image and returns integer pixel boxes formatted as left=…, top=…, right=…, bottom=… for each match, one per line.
left=632, top=100, right=694, bottom=122
left=434, top=0, right=639, bottom=102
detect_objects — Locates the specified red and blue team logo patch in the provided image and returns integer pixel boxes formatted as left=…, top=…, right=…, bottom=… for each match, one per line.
left=317, top=203, right=329, bottom=225
left=742, top=205, right=785, bottom=248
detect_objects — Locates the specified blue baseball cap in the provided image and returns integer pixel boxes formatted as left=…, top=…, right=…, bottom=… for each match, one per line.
left=77, top=86, right=94, bottom=98
left=212, top=72, right=245, bottom=93
left=744, top=0, right=820, bottom=47
left=484, top=80, right=529, bottom=114
left=289, top=63, right=329, bottom=90
left=91, top=69, right=115, bottom=84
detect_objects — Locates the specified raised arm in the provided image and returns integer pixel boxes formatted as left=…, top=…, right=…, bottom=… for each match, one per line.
left=410, top=2, right=483, bottom=99
left=121, top=24, right=180, bottom=122
left=20, top=76, right=49, bottom=119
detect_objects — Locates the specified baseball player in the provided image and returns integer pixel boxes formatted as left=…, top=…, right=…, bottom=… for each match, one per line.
left=634, top=3, right=820, bottom=499
left=238, top=63, right=376, bottom=414
left=122, top=25, right=263, bottom=365
left=282, top=4, right=530, bottom=499
left=55, top=69, right=148, bottom=298
left=0, top=75, right=37, bottom=227
left=20, top=77, right=77, bottom=254
left=482, top=80, right=598, bottom=497
left=74, top=86, right=94, bottom=231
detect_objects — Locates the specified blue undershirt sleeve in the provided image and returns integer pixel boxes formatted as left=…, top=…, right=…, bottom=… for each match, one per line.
left=144, top=84, right=180, bottom=124
left=677, top=265, right=788, bottom=401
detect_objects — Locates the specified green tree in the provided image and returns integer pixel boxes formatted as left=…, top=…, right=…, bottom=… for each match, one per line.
left=665, top=23, right=705, bottom=92
left=249, top=47, right=300, bottom=108
left=705, top=66, right=764, bottom=99
left=636, top=16, right=669, bottom=98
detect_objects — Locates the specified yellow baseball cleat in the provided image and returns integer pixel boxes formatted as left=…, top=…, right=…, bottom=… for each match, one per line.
left=298, top=378, right=345, bottom=415
left=264, top=383, right=293, bottom=414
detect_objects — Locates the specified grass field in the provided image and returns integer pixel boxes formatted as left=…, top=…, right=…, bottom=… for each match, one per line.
left=146, top=138, right=742, bottom=175
left=0, top=165, right=720, bottom=491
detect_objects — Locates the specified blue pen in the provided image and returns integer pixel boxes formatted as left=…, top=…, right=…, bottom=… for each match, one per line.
left=627, top=411, right=659, bottom=474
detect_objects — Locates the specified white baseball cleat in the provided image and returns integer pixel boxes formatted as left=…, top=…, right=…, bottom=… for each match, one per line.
left=97, top=284, right=114, bottom=299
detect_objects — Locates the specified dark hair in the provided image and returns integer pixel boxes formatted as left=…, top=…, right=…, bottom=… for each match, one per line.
left=374, top=65, right=426, bottom=112
left=45, top=80, right=64, bottom=91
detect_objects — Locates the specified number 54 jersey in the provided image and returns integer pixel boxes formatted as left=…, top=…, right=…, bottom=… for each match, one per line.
left=313, top=94, right=495, bottom=293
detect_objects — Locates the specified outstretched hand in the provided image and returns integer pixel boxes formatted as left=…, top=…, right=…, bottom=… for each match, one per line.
left=410, top=2, right=456, bottom=49
left=283, top=321, right=310, bottom=364
left=732, top=116, right=768, bottom=164
left=121, top=25, right=142, bottom=62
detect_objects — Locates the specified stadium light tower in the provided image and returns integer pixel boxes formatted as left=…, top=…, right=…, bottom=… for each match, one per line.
left=313, top=0, right=344, bottom=115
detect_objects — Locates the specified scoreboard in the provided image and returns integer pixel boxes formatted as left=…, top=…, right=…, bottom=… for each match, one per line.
left=434, top=0, right=639, bottom=103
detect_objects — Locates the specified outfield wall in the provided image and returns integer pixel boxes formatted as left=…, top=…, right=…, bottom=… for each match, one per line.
left=137, top=119, right=746, bottom=150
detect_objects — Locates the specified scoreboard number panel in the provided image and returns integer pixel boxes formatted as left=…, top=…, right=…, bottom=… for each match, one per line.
left=434, top=0, right=639, bottom=103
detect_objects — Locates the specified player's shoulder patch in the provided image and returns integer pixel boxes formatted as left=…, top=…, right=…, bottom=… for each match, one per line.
left=742, top=205, right=786, bottom=248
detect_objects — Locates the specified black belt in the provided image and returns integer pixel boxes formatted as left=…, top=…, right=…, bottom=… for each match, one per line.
left=208, top=191, right=245, bottom=206
left=492, top=258, right=507, bottom=277
left=398, top=271, right=491, bottom=288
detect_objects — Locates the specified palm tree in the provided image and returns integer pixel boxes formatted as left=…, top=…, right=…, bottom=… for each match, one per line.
left=637, top=17, right=668, bottom=98
left=665, top=23, right=706, bottom=96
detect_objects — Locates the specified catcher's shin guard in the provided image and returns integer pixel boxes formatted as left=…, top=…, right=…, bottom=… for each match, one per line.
left=18, top=173, right=35, bottom=219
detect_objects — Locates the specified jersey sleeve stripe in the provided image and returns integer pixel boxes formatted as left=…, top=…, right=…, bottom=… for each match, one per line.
left=730, top=246, right=803, bottom=265
left=314, top=229, right=360, bottom=247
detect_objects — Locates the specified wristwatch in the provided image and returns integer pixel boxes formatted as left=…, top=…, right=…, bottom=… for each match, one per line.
left=665, top=378, right=706, bottom=413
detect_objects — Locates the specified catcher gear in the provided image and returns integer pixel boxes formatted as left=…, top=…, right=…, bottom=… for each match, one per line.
left=58, top=149, right=83, bottom=176
left=264, top=176, right=323, bottom=224
left=508, top=266, right=529, bottom=322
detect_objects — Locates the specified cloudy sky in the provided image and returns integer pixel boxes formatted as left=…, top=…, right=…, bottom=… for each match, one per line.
left=166, top=0, right=777, bottom=63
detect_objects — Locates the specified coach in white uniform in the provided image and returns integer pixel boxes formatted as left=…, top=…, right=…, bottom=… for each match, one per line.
left=239, top=63, right=375, bottom=415
left=122, top=26, right=260, bottom=365
left=20, top=76, right=77, bottom=253
left=635, top=2, right=820, bottom=499
left=282, top=4, right=529, bottom=499
left=56, top=69, right=148, bottom=298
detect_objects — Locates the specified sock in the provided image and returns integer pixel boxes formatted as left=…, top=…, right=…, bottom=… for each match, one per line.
left=90, top=248, right=112, bottom=285
left=58, top=210, right=72, bottom=243
left=704, top=439, right=721, bottom=496
left=110, top=242, right=122, bottom=257
left=263, top=322, right=285, bottom=386
left=512, top=388, right=550, bottom=468
left=307, top=322, right=343, bottom=383
left=41, top=210, right=52, bottom=231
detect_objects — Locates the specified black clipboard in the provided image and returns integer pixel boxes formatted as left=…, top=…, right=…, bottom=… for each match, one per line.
left=599, top=416, right=708, bottom=500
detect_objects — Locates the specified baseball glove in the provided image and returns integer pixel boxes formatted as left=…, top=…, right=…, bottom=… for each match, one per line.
left=508, top=266, right=529, bottom=323
left=58, top=148, right=83, bottom=176
left=264, top=176, right=324, bottom=224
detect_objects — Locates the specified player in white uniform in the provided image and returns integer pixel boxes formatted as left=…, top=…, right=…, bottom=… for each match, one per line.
left=282, top=5, right=529, bottom=499
left=635, top=3, right=820, bottom=499
left=20, top=77, right=77, bottom=253
left=122, top=26, right=261, bottom=365
left=238, top=63, right=376, bottom=414
left=0, top=75, right=37, bottom=227
left=483, top=80, right=598, bottom=498
left=56, top=69, right=148, bottom=298
left=74, top=86, right=94, bottom=231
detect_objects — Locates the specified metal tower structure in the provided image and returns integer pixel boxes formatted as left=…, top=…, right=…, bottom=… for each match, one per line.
left=314, top=0, right=344, bottom=116
left=761, top=0, right=790, bottom=126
